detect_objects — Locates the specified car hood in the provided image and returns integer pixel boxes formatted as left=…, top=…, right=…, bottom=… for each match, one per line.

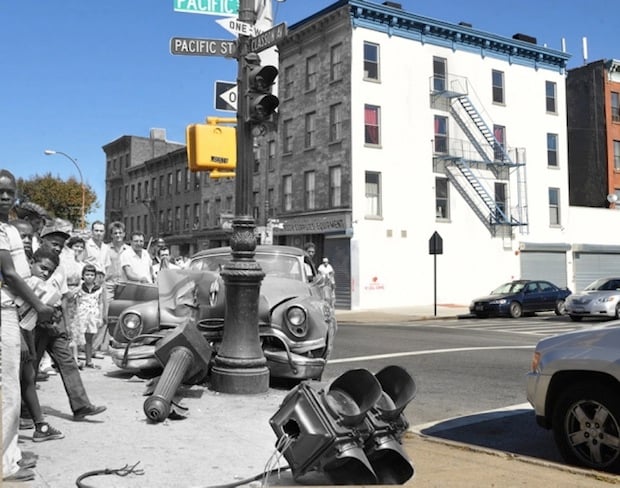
left=535, top=321, right=620, bottom=374
left=568, top=290, right=620, bottom=299
left=472, top=293, right=517, bottom=302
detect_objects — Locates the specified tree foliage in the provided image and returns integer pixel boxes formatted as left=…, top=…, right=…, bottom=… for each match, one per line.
left=17, top=173, right=98, bottom=228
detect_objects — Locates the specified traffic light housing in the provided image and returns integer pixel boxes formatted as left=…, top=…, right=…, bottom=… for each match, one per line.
left=269, top=366, right=416, bottom=485
left=186, top=122, right=236, bottom=172
left=246, top=53, right=279, bottom=123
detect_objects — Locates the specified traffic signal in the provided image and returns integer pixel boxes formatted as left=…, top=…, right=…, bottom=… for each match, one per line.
left=209, top=169, right=235, bottom=179
left=246, top=53, right=279, bottom=123
left=269, top=366, right=416, bottom=485
left=186, top=122, right=236, bottom=172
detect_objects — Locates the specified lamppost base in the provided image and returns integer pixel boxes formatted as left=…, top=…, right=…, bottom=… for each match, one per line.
left=210, top=362, right=270, bottom=394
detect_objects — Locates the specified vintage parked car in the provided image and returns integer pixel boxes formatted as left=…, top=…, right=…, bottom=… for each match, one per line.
left=107, top=245, right=337, bottom=381
left=526, top=322, right=620, bottom=472
left=469, top=279, right=571, bottom=318
left=564, top=277, right=620, bottom=321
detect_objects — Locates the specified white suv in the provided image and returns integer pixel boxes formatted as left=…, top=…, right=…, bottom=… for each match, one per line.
left=526, top=323, right=620, bottom=472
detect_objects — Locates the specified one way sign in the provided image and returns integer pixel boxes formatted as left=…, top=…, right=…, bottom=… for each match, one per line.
left=215, top=81, right=237, bottom=112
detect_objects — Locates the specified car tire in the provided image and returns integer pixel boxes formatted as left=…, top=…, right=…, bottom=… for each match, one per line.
left=509, top=301, right=522, bottom=318
left=552, top=382, right=620, bottom=473
left=554, top=299, right=566, bottom=316
left=569, top=315, right=583, bottom=322
left=615, top=304, right=620, bottom=319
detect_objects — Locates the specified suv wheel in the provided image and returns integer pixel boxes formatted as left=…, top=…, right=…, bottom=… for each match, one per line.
left=552, top=383, right=620, bottom=472
left=554, top=299, right=566, bottom=315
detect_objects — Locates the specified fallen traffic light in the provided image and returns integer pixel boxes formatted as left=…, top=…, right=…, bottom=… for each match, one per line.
left=269, top=366, right=416, bottom=484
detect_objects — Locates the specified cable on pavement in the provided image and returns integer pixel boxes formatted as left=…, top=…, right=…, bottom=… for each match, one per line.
left=75, top=461, right=144, bottom=488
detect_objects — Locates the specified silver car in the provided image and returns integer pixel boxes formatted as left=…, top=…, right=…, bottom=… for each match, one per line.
left=526, top=323, right=620, bottom=472
left=564, top=277, right=620, bottom=321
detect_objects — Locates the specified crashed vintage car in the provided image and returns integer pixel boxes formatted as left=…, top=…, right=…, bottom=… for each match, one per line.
left=107, top=245, right=337, bottom=381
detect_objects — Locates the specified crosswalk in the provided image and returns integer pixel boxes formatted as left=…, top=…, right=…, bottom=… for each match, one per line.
left=438, top=315, right=593, bottom=337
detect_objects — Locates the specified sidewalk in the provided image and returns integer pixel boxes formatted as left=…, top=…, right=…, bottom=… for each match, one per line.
left=335, top=303, right=472, bottom=324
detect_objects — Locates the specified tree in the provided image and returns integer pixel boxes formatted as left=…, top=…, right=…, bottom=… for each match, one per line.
left=17, top=173, right=98, bottom=228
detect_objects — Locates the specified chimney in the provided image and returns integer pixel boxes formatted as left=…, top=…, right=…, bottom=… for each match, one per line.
left=382, top=1, right=402, bottom=9
left=150, top=128, right=167, bottom=140
left=512, top=33, right=537, bottom=44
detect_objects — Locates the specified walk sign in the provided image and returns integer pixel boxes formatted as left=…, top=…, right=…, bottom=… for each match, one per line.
left=173, top=0, right=238, bottom=17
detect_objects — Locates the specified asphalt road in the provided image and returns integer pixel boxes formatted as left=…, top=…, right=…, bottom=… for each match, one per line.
left=328, top=314, right=587, bottom=466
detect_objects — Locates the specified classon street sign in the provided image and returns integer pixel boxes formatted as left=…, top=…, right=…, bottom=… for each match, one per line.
left=170, top=37, right=237, bottom=57
left=173, top=0, right=238, bottom=17
left=249, top=22, right=287, bottom=53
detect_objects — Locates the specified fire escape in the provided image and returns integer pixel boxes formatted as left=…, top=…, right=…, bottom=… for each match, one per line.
left=431, top=74, right=529, bottom=238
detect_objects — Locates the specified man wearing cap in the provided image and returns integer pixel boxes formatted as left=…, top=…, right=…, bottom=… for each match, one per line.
left=1, top=170, right=55, bottom=482
left=33, top=219, right=107, bottom=421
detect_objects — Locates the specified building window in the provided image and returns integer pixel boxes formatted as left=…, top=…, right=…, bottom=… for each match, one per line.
left=282, top=175, right=293, bottom=212
left=193, top=204, right=200, bottom=229
left=124, top=186, right=128, bottom=205
left=549, top=188, right=560, bottom=226
left=159, top=211, right=165, bottom=232
left=329, top=103, right=343, bottom=142
left=363, top=41, right=379, bottom=81
left=614, top=140, right=620, bottom=171
left=183, top=205, right=190, bottom=231
left=612, top=92, right=620, bottom=123
left=131, top=184, right=136, bottom=203
left=268, top=140, right=276, bottom=170
left=329, top=166, right=342, bottom=207
left=435, top=177, right=449, bottom=219
left=166, top=209, right=172, bottom=232
left=159, top=175, right=164, bottom=197
left=283, top=118, right=293, bottom=153
left=433, top=56, right=447, bottom=91
left=305, top=54, right=318, bottom=92
left=304, top=171, right=316, bottom=210
left=253, top=192, right=260, bottom=220
left=185, top=168, right=191, bottom=190
left=494, top=182, right=507, bottom=221
left=203, top=200, right=210, bottom=227
left=174, top=207, right=181, bottom=231
left=167, top=173, right=173, bottom=195
left=267, top=188, right=274, bottom=217
left=364, top=104, right=380, bottom=145
left=193, top=172, right=200, bottom=190
left=330, top=43, right=343, bottom=82
left=493, top=125, right=506, bottom=161
left=151, top=177, right=156, bottom=197
left=304, top=112, right=316, bottom=149
left=282, top=65, right=294, bottom=100
left=545, top=81, right=557, bottom=113
left=176, top=170, right=182, bottom=193
left=142, top=181, right=147, bottom=200
left=492, top=70, right=504, bottom=104
left=547, top=133, right=559, bottom=167
left=365, top=171, right=381, bottom=218
left=434, top=116, right=448, bottom=153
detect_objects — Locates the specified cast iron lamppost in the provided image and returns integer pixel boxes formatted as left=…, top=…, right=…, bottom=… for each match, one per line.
left=210, top=0, right=271, bottom=393
left=44, top=149, right=86, bottom=229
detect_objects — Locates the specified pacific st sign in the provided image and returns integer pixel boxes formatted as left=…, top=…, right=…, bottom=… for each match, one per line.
left=173, top=0, right=238, bottom=17
left=170, top=37, right=237, bottom=57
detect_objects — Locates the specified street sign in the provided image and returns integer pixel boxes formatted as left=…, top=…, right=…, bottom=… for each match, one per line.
left=173, top=0, right=238, bottom=17
left=216, top=17, right=255, bottom=37
left=249, top=22, right=287, bottom=53
left=170, top=37, right=237, bottom=58
left=215, top=81, right=237, bottom=111
left=429, top=231, right=443, bottom=255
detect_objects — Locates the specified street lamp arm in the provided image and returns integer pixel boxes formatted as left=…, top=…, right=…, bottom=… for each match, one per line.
left=44, top=149, right=86, bottom=229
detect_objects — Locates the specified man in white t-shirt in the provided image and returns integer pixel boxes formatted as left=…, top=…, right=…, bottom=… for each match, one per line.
left=120, top=231, right=154, bottom=284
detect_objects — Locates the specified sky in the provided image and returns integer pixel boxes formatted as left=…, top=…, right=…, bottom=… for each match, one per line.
left=2, top=0, right=618, bottom=223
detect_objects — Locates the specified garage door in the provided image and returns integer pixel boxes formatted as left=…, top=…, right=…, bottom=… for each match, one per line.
left=520, top=251, right=567, bottom=288
left=573, top=252, right=620, bottom=291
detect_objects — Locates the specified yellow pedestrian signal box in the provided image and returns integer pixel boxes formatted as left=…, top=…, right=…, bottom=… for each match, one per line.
left=186, top=122, right=236, bottom=172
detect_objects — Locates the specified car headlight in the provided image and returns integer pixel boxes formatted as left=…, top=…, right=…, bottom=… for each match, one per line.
left=120, top=312, right=143, bottom=340
left=596, top=296, right=619, bottom=303
left=285, top=306, right=308, bottom=338
left=489, top=299, right=507, bottom=305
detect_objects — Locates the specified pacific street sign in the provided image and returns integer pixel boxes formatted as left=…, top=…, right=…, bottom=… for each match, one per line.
left=170, top=37, right=237, bottom=57
left=173, top=0, right=238, bottom=17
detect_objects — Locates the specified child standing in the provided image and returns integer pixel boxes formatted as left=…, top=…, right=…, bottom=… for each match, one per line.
left=75, top=264, right=105, bottom=369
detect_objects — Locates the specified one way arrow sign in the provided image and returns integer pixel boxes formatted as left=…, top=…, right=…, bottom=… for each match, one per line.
left=216, top=17, right=255, bottom=37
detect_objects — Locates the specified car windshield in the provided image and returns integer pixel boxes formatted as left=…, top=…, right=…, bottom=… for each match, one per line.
left=190, top=252, right=303, bottom=281
left=585, top=278, right=620, bottom=291
left=491, top=282, right=525, bottom=294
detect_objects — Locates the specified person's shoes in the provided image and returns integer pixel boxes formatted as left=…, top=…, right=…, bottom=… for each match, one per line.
left=73, top=404, right=106, bottom=421
left=78, top=361, right=85, bottom=370
left=92, top=352, right=104, bottom=359
left=19, top=417, right=35, bottom=430
left=85, top=362, right=101, bottom=369
left=3, top=467, right=35, bottom=482
left=17, top=455, right=37, bottom=469
left=33, top=422, right=65, bottom=442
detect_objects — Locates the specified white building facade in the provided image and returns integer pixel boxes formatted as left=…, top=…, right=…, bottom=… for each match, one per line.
left=278, top=0, right=620, bottom=310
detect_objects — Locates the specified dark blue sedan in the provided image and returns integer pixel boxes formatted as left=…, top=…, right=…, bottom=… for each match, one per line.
left=469, top=280, right=572, bottom=318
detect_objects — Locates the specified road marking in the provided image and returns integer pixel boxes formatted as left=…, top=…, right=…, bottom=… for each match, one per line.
left=411, top=402, right=533, bottom=433
left=329, top=345, right=534, bottom=364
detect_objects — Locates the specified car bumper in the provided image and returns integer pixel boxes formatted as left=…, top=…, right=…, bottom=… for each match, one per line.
left=109, top=343, right=159, bottom=372
left=470, top=303, right=508, bottom=316
left=566, top=303, right=616, bottom=317
left=263, top=348, right=326, bottom=380
left=526, top=371, right=552, bottom=428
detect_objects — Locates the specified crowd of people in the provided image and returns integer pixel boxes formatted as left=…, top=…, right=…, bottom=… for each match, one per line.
left=0, top=168, right=187, bottom=482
